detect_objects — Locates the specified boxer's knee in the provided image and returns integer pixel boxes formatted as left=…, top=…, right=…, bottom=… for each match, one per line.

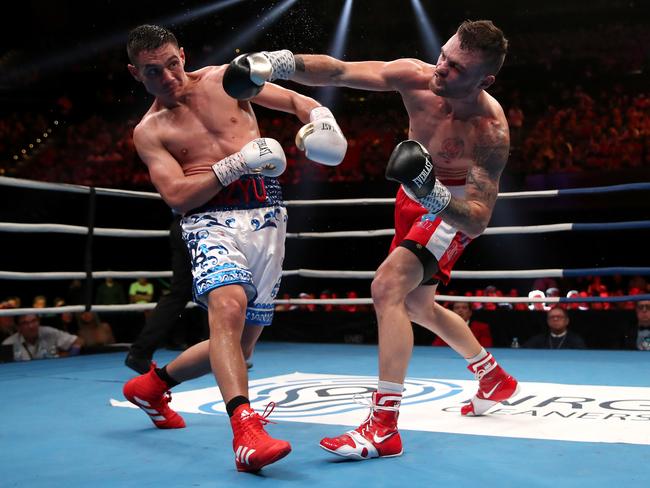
left=207, top=288, right=247, bottom=331
left=371, top=265, right=407, bottom=308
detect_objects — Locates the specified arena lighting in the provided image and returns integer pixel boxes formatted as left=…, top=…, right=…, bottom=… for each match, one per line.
left=409, top=0, right=441, bottom=63
left=3, top=0, right=245, bottom=83
left=316, top=0, right=354, bottom=107
left=203, top=0, right=300, bottom=65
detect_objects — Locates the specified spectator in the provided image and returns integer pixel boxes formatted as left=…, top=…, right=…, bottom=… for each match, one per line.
left=51, top=298, right=77, bottom=333
left=66, top=279, right=86, bottom=305
left=433, top=302, right=493, bottom=348
left=2, top=314, right=84, bottom=361
left=528, top=289, right=549, bottom=311
left=619, top=300, right=650, bottom=351
left=523, top=306, right=586, bottom=349
left=129, top=277, right=154, bottom=304
left=96, top=276, right=127, bottom=305
left=76, top=311, right=115, bottom=347
left=0, top=296, right=20, bottom=342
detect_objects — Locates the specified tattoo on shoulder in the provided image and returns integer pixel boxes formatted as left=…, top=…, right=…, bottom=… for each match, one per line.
left=472, top=125, right=510, bottom=180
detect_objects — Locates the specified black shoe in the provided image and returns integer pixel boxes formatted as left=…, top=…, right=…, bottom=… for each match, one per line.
left=125, top=352, right=152, bottom=374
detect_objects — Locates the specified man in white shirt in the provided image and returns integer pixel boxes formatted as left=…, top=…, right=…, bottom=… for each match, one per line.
left=2, top=314, right=83, bottom=361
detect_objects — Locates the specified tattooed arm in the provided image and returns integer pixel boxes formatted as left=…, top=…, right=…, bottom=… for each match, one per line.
left=439, top=121, right=510, bottom=238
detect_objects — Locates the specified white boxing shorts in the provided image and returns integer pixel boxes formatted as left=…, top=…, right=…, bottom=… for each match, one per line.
left=181, top=205, right=287, bottom=326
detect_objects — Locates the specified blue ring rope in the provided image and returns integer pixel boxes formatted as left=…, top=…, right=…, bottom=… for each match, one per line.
left=559, top=293, right=650, bottom=304
left=562, top=267, right=650, bottom=278
left=556, top=182, right=650, bottom=197
left=572, top=221, right=650, bottom=232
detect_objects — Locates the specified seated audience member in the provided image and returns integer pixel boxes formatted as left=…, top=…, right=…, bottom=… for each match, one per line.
left=0, top=297, right=20, bottom=342
left=76, top=311, right=115, bottom=347
left=433, top=301, right=493, bottom=348
left=524, top=306, right=586, bottom=349
left=619, top=300, right=650, bottom=350
left=2, top=314, right=84, bottom=361
left=528, top=289, right=550, bottom=311
left=32, top=295, right=47, bottom=308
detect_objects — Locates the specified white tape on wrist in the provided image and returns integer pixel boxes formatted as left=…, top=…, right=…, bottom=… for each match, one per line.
left=262, top=50, right=295, bottom=80
left=419, top=179, right=452, bottom=215
left=211, top=152, right=247, bottom=187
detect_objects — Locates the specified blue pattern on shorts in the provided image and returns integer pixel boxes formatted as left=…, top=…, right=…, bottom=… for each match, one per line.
left=246, top=303, right=275, bottom=326
left=251, top=207, right=285, bottom=231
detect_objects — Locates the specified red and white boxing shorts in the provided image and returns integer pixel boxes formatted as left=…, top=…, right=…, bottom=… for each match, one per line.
left=389, top=184, right=473, bottom=285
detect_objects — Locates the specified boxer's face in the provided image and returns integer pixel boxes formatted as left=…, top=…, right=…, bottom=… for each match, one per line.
left=430, top=34, right=494, bottom=99
left=128, top=43, right=187, bottom=100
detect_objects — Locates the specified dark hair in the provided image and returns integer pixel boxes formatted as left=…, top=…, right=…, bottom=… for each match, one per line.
left=548, top=306, right=569, bottom=318
left=127, top=24, right=178, bottom=63
left=456, top=20, right=508, bottom=74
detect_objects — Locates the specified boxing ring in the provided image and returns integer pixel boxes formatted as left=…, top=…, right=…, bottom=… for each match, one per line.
left=1, top=175, right=649, bottom=487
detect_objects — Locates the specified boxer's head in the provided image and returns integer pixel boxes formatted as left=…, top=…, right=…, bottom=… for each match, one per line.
left=431, top=20, right=508, bottom=99
left=127, top=24, right=187, bottom=101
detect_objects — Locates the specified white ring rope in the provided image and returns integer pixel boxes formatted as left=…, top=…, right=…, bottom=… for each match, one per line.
left=0, top=223, right=169, bottom=237
left=0, top=271, right=173, bottom=280
left=2, top=221, right=649, bottom=238
left=3, top=267, right=650, bottom=281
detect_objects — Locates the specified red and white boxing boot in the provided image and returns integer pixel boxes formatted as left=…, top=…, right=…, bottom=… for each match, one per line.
left=320, top=392, right=403, bottom=460
left=231, top=403, right=291, bottom=472
left=461, top=352, right=519, bottom=416
left=123, top=363, right=186, bottom=429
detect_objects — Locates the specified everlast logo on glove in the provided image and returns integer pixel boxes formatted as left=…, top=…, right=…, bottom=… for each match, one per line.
left=412, top=159, right=433, bottom=189
left=256, top=139, right=273, bottom=157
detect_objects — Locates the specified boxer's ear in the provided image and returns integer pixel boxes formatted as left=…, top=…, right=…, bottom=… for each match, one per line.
left=127, top=64, right=141, bottom=82
left=179, top=47, right=185, bottom=66
left=479, top=74, right=495, bottom=90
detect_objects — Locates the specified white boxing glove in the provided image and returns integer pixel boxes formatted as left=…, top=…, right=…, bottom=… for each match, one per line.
left=295, top=107, right=347, bottom=166
left=211, top=138, right=287, bottom=187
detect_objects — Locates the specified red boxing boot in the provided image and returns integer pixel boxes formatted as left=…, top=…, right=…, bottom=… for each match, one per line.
left=461, top=352, right=519, bottom=416
left=123, top=364, right=186, bottom=429
left=320, top=392, right=403, bottom=460
left=231, top=403, right=292, bottom=472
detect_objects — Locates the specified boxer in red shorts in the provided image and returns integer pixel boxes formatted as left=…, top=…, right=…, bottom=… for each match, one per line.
left=224, top=19, right=519, bottom=460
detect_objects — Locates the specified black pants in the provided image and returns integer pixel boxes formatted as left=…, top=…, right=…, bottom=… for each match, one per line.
left=130, top=215, right=205, bottom=358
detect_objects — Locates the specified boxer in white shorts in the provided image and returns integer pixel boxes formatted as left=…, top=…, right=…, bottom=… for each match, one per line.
left=121, top=24, right=347, bottom=473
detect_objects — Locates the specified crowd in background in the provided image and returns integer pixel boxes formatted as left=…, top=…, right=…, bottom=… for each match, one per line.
left=1, top=10, right=649, bottom=358
left=1, top=19, right=649, bottom=188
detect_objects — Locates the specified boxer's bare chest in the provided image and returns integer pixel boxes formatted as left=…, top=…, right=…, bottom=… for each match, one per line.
left=155, top=89, right=258, bottom=167
left=406, top=94, right=480, bottom=181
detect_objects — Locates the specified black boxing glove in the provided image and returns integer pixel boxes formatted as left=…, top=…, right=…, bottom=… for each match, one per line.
left=223, top=50, right=296, bottom=100
left=386, top=140, right=451, bottom=215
